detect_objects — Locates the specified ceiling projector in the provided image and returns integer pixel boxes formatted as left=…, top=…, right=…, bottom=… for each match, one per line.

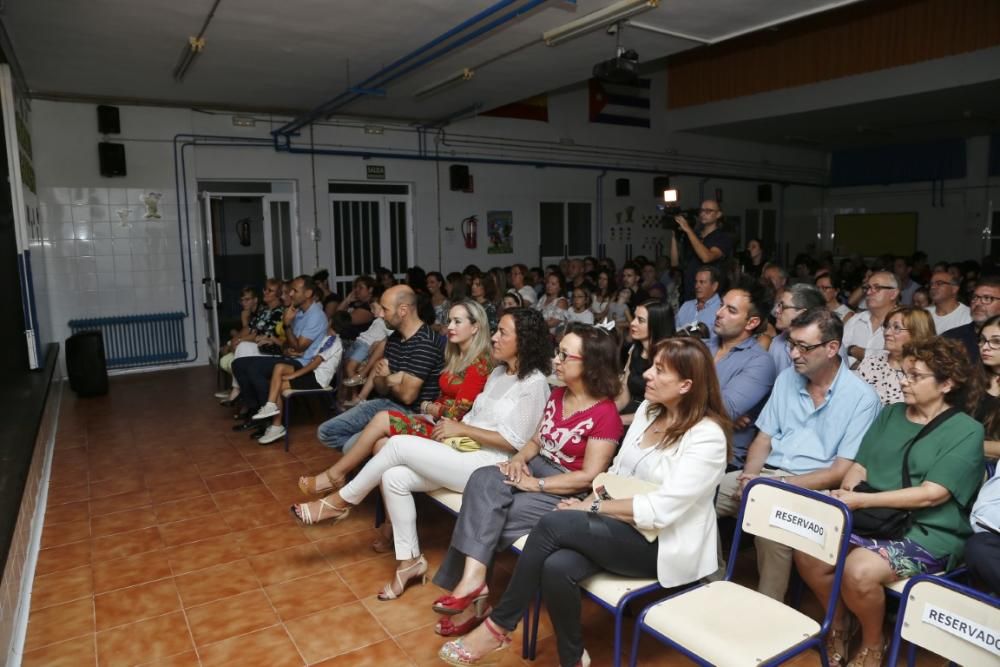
left=593, top=48, right=640, bottom=84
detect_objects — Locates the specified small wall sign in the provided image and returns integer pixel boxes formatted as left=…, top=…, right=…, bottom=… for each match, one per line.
left=366, top=165, right=386, bottom=180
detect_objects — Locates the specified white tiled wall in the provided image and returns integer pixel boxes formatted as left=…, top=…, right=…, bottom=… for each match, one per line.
left=33, top=186, right=185, bottom=347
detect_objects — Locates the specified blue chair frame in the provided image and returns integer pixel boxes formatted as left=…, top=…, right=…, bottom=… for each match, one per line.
left=281, top=380, right=339, bottom=451
left=886, top=574, right=1000, bottom=667
left=629, top=478, right=853, bottom=667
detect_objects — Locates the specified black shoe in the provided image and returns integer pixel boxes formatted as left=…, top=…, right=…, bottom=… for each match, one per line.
left=249, top=425, right=268, bottom=440
left=232, top=410, right=250, bottom=421
left=219, top=398, right=239, bottom=408
left=232, top=420, right=258, bottom=432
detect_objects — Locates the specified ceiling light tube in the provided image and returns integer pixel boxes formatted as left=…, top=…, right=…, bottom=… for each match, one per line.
left=414, top=68, right=475, bottom=100
left=543, top=0, right=660, bottom=47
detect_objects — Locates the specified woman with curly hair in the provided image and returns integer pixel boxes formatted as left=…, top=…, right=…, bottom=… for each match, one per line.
left=292, top=308, right=552, bottom=600
left=853, top=306, right=935, bottom=406
left=795, top=337, right=984, bottom=667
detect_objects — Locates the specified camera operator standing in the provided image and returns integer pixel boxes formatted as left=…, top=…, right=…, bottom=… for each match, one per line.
left=669, top=200, right=733, bottom=301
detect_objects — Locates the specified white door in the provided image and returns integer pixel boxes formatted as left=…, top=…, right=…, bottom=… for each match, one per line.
left=329, top=187, right=412, bottom=295
left=540, top=201, right=594, bottom=267
left=262, top=194, right=299, bottom=279
left=199, top=192, right=222, bottom=366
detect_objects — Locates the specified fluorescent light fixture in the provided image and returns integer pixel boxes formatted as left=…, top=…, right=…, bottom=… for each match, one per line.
left=543, top=0, right=660, bottom=47
left=414, top=68, right=475, bottom=100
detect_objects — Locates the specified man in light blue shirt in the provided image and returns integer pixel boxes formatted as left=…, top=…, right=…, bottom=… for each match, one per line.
left=676, top=265, right=722, bottom=344
left=715, top=307, right=880, bottom=600
left=966, top=465, right=1000, bottom=593
left=709, top=281, right=776, bottom=467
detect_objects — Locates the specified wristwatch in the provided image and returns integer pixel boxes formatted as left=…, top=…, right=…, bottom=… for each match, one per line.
left=589, top=498, right=602, bottom=513
left=537, top=478, right=546, bottom=492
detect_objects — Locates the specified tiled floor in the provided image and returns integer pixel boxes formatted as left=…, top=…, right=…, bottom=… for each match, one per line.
left=23, top=367, right=944, bottom=666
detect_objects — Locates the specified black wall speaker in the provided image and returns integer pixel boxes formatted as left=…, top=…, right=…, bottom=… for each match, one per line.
left=653, top=176, right=670, bottom=198
left=97, top=105, right=120, bottom=134
left=98, top=142, right=127, bottom=177
left=615, top=178, right=630, bottom=197
left=449, top=165, right=470, bottom=191
left=757, top=184, right=772, bottom=203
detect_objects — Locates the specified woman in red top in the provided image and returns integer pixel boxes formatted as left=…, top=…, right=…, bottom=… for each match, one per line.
left=428, top=322, right=623, bottom=637
left=298, top=300, right=494, bottom=495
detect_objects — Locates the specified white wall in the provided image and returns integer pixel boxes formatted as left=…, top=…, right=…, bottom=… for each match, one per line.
left=28, top=68, right=829, bottom=367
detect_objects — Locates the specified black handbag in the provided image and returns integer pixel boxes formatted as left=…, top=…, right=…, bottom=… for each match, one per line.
left=850, top=407, right=959, bottom=539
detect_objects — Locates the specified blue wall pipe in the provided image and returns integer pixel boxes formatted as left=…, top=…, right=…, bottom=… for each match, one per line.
left=275, top=0, right=552, bottom=136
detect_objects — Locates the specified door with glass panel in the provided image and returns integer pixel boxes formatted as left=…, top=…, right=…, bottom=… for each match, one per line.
left=540, top=201, right=593, bottom=267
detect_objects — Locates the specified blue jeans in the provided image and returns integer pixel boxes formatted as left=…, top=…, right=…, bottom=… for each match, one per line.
left=316, top=398, right=408, bottom=452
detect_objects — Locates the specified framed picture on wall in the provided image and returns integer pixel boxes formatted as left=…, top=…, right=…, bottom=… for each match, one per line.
left=487, top=210, right=513, bottom=254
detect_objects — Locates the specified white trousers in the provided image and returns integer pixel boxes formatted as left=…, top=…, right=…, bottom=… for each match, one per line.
left=338, top=434, right=509, bottom=561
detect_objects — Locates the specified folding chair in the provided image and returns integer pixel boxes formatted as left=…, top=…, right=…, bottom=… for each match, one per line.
left=280, top=384, right=338, bottom=452
left=630, top=478, right=852, bottom=667
left=886, top=574, right=999, bottom=667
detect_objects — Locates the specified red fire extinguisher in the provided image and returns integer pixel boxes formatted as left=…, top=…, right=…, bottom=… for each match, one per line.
left=462, top=215, right=478, bottom=249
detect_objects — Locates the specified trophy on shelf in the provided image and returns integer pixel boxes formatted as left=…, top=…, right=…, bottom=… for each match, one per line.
left=141, top=191, right=163, bottom=219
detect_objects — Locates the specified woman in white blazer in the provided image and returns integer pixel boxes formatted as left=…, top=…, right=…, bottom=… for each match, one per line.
left=439, top=337, right=732, bottom=667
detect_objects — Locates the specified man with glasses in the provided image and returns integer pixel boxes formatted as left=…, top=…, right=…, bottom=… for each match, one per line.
left=814, top=271, right=853, bottom=322
left=927, top=269, right=971, bottom=334
left=714, top=308, right=880, bottom=601
left=943, top=274, right=1000, bottom=361
left=711, top=280, right=776, bottom=467
left=670, top=199, right=733, bottom=301
left=769, top=283, right=824, bottom=375
left=842, top=270, right=899, bottom=367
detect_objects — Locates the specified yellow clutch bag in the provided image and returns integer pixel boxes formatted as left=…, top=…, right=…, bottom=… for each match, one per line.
left=592, top=472, right=659, bottom=542
left=444, top=436, right=481, bottom=452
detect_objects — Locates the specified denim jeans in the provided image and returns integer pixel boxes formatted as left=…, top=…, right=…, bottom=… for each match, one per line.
left=316, top=398, right=407, bottom=452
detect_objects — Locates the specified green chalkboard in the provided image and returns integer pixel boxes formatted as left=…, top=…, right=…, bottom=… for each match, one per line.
left=834, top=212, right=917, bottom=258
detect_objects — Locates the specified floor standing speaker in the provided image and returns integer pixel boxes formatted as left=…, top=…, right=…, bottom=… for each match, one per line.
left=66, top=331, right=109, bottom=397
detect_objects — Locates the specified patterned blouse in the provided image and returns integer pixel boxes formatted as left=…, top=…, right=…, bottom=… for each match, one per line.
left=853, top=350, right=904, bottom=406
left=387, top=353, right=494, bottom=437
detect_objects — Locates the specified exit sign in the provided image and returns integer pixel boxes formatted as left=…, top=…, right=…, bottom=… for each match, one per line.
left=366, top=165, right=386, bottom=180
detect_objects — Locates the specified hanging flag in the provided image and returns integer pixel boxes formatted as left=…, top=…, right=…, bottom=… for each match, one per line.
left=589, top=78, right=651, bottom=128
left=481, top=94, right=549, bottom=122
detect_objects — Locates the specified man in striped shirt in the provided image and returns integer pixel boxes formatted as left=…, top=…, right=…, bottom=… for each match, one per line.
left=317, top=285, right=443, bottom=453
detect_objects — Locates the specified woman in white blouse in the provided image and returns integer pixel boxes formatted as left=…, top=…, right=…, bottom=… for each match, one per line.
left=439, top=337, right=731, bottom=667
left=291, top=308, right=552, bottom=600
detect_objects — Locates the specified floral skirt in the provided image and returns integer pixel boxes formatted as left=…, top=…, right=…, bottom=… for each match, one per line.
left=387, top=410, right=434, bottom=438
left=848, top=534, right=949, bottom=579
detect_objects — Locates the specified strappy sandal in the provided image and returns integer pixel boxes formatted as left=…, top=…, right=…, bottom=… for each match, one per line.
left=825, top=616, right=856, bottom=667
left=289, top=497, right=350, bottom=525
left=297, top=470, right=343, bottom=496
left=377, top=555, right=428, bottom=601
left=845, top=641, right=887, bottom=667
left=438, top=617, right=511, bottom=666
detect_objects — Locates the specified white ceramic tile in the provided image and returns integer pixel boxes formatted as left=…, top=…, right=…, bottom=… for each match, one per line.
left=51, top=187, right=71, bottom=205
left=78, top=256, right=97, bottom=273
left=130, top=238, right=149, bottom=254
left=88, top=189, right=110, bottom=205
left=79, top=273, right=98, bottom=291
left=70, top=188, right=90, bottom=205
left=92, top=221, right=111, bottom=238
left=115, top=255, right=133, bottom=272
left=114, top=272, right=132, bottom=288
left=76, top=239, right=94, bottom=256
left=108, top=188, right=128, bottom=206
left=112, top=238, right=132, bottom=255
left=132, top=271, right=151, bottom=288
left=97, top=273, right=117, bottom=289
left=95, top=255, right=115, bottom=274
left=110, top=219, right=132, bottom=237
left=93, top=239, right=113, bottom=257
left=70, top=205, right=91, bottom=222
left=89, top=205, right=111, bottom=221
left=57, top=241, right=75, bottom=258
left=74, top=221, right=92, bottom=240
left=59, top=222, right=75, bottom=240
left=147, top=254, right=166, bottom=270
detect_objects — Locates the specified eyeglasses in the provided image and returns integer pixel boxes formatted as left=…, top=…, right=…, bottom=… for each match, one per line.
left=862, top=284, right=895, bottom=293
left=775, top=302, right=804, bottom=313
left=978, top=337, right=1000, bottom=350
left=785, top=339, right=834, bottom=354
left=929, top=280, right=958, bottom=288
left=554, top=349, right=583, bottom=363
left=699, top=208, right=720, bottom=214
left=972, top=294, right=1000, bottom=305
left=884, top=323, right=909, bottom=333
left=894, top=369, right=936, bottom=384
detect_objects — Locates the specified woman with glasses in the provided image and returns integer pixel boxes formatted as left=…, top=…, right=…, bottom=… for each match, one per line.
left=815, top=272, right=854, bottom=322
left=430, top=323, right=622, bottom=638
left=976, top=314, right=1000, bottom=460
left=439, top=338, right=731, bottom=667
left=796, top=337, right=984, bottom=667
left=216, top=281, right=285, bottom=405
left=853, top=306, right=935, bottom=406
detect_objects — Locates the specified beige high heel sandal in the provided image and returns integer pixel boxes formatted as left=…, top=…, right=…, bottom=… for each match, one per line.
left=297, top=470, right=343, bottom=496
left=289, top=497, right=350, bottom=525
left=377, top=555, right=428, bottom=600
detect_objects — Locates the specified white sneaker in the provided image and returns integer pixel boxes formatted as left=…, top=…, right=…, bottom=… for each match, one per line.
left=257, top=425, right=286, bottom=445
left=213, top=390, right=231, bottom=399
left=252, top=402, right=280, bottom=420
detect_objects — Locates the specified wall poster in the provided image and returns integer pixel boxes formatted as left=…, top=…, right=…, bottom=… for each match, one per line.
left=487, top=210, right=513, bottom=254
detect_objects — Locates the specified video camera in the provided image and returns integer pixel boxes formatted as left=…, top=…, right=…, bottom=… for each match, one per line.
left=655, top=188, right=700, bottom=233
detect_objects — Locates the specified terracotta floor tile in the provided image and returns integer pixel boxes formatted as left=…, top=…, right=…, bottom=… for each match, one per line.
left=174, top=558, right=261, bottom=608
left=158, top=512, right=231, bottom=546
left=204, top=469, right=263, bottom=493
left=265, top=569, right=356, bottom=621
left=243, top=446, right=301, bottom=469
left=90, top=507, right=157, bottom=538
left=314, top=528, right=387, bottom=569
left=299, top=501, right=378, bottom=542
left=186, top=589, right=279, bottom=647
left=40, top=518, right=92, bottom=549
left=253, top=461, right=311, bottom=485
left=234, top=522, right=310, bottom=557
left=89, top=475, right=146, bottom=500
left=48, top=482, right=90, bottom=506
left=96, top=611, right=194, bottom=667
left=222, top=501, right=294, bottom=533
left=165, top=533, right=244, bottom=575
left=147, top=477, right=210, bottom=505
left=88, top=462, right=145, bottom=485
left=211, top=484, right=277, bottom=509
left=35, top=540, right=92, bottom=576
left=264, top=478, right=309, bottom=504
left=31, top=565, right=94, bottom=610
left=89, top=490, right=153, bottom=517
left=143, top=463, right=203, bottom=488
left=361, top=580, right=446, bottom=636
left=50, top=463, right=89, bottom=487
left=247, top=542, right=332, bottom=587
left=92, top=549, right=173, bottom=593
left=311, top=638, right=415, bottom=667
left=153, top=494, right=218, bottom=524
left=333, top=552, right=398, bottom=599
left=198, top=625, right=304, bottom=667
left=25, top=597, right=95, bottom=651
left=135, top=650, right=202, bottom=667
left=94, top=578, right=181, bottom=631
left=284, top=601, right=388, bottom=663
left=195, top=456, right=251, bottom=478
left=21, top=634, right=96, bottom=667
left=90, top=526, right=164, bottom=562
left=45, top=500, right=90, bottom=525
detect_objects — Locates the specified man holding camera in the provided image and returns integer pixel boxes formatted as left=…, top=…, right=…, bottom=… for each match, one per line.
left=670, top=199, right=733, bottom=301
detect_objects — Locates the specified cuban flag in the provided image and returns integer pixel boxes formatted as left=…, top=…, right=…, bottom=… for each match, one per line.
left=588, top=78, right=651, bottom=128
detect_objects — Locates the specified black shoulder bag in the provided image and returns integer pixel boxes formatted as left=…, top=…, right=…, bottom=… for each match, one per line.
left=850, top=407, right=959, bottom=539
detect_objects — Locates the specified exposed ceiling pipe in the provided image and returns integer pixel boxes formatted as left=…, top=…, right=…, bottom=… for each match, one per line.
left=274, top=0, right=551, bottom=137
left=173, top=0, right=222, bottom=81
